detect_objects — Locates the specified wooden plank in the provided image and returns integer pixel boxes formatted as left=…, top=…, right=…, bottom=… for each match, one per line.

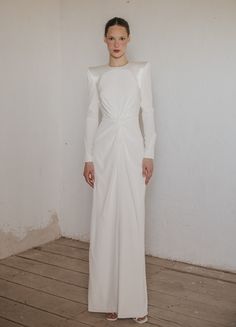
left=148, top=305, right=226, bottom=327
left=148, top=289, right=236, bottom=325
left=0, top=255, right=87, bottom=288
left=148, top=269, right=236, bottom=305
left=0, top=265, right=87, bottom=304
left=0, top=317, right=25, bottom=327
left=54, top=237, right=89, bottom=250
left=35, top=242, right=88, bottom=261
left=146, top=264, right=164, bottom=277
left=0, top=297, right=89, bottom=327
left=0, top=279, right=86, bottom=319
left=16, top=249, right=88, bottom=274
left=146, top=255, right=236, bottom=284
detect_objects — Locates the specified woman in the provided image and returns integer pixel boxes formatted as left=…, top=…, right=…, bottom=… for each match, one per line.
left=83, top=17, right=156, bottom=324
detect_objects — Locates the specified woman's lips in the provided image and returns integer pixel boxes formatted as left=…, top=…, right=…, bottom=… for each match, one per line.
left=113, top=49, right=120, bottom=53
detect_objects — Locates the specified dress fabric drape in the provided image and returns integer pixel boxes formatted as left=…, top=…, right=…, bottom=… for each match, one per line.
left=84, top=61, right=156, bottom=318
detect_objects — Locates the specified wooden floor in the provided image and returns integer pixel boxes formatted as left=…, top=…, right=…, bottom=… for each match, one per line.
left=0, top=237, right=235, bottom=327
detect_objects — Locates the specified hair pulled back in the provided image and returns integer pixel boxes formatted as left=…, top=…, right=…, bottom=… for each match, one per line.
left=104, top=17, right=130, bottom=37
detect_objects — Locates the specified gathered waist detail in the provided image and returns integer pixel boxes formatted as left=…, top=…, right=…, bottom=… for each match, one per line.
left=101, top=115, right=139, bottom=124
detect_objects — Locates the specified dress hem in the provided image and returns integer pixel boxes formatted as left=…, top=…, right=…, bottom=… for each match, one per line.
left=88, top=308, right=148, bottom=318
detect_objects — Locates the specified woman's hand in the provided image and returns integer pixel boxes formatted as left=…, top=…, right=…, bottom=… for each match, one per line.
left=142, top=158, right=154, bottom=185
left=83, top=162, right=95, bottom=188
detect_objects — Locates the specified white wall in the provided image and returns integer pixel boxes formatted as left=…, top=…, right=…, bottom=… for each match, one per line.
left=1, top=0, right=235, bottom=272
left=60, top=0, right=236, bottom=272
left=0, top=0, right=62, bottom=257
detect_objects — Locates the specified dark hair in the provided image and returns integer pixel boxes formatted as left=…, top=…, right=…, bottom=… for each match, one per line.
left=104, top=17, right=130, bottom=37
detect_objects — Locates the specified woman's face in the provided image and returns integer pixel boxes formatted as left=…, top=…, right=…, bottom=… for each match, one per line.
left=104, top=25, right=130, bottom=58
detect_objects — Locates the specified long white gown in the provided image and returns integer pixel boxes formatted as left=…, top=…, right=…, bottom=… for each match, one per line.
left=84, top=61, right=157, bottom=318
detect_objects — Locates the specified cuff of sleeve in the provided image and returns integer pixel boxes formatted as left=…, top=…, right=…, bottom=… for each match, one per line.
left=143, top=147, right=155, bottom=158
left=84, top=154, right=93, bottom=162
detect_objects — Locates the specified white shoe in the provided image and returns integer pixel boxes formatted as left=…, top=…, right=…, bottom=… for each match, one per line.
left=106, top=312, right=118, bottom=321
left=133, top=315, right=148, bottom=324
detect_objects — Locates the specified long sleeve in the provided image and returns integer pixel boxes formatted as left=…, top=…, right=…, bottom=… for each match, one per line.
left=84, top=68, right=100, bottom=162
left=140, top=62, right=157, bottom=159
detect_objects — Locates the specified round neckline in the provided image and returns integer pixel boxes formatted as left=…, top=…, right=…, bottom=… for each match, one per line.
left=108, top=61, right=130, bottom=68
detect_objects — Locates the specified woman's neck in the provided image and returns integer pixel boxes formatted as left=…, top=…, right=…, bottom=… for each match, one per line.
left=109, top=55, right=129, bottom=67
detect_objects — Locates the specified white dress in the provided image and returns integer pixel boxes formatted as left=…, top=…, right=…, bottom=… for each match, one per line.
left=84, top=61, right=157, bottom=318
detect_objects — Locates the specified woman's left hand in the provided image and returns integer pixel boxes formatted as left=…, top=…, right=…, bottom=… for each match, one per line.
left=142, top=158, right=154, bottom=185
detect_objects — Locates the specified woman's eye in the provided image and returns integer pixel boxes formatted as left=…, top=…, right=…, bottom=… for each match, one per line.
left=108, top=37, right=126, bottom=41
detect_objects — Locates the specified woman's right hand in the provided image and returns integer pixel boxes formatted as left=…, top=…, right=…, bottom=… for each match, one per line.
left=83, top=162, right=95, bottom=188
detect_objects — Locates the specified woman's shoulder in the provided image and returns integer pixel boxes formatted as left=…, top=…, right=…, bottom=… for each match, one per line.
left=87, top=64, right=107, bottom=72
left=129, top=61, right=151, bottom=75
left=87, top=64, right=108, bottom=79
left=130, top=60, right=150, bottom=68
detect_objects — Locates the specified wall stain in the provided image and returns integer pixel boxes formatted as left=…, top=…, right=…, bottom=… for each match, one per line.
left=0, top=212, right=61, bottom=259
